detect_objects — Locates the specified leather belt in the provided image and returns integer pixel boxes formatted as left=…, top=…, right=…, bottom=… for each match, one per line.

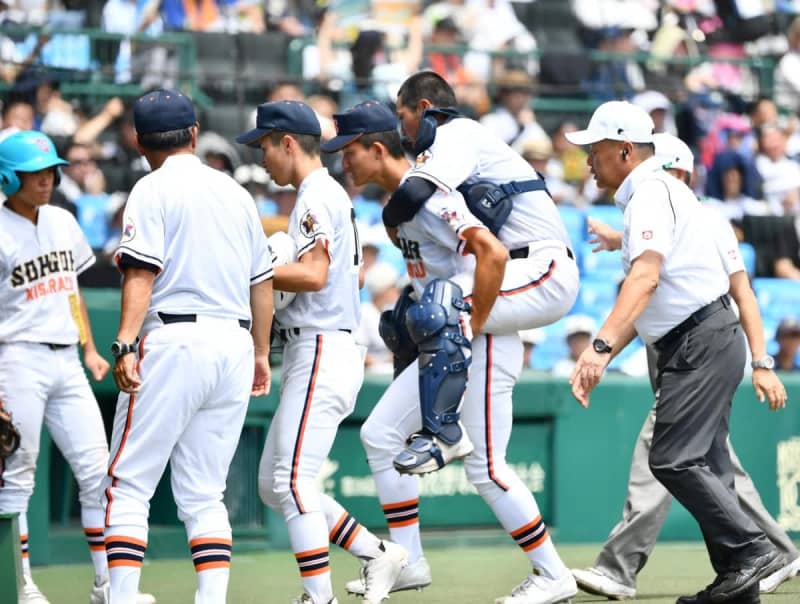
left=653, top=295, right=731, bottom=352
left=157, top=312, right=251, bottom=331
left=40, top=343, right=72, bottom=350
left=277, top=327, right=351, bottom=342
left=510, top=244, right=574, bottom=261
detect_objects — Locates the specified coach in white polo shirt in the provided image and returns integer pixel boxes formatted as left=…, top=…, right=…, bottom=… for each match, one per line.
left=565, top=101, right=784, bottom=604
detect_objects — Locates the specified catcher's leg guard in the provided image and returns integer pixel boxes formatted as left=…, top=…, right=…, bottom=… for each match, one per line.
left=379, top=285, right=419, bottom=378
left=393, top=279, right=473, bottom=475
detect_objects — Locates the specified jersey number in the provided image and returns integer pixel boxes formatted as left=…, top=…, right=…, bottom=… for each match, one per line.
left=406, top=261, right=426, bottom=279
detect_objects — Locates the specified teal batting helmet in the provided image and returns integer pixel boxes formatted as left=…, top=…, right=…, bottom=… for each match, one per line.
left=0, top=130, right=68, bottom=196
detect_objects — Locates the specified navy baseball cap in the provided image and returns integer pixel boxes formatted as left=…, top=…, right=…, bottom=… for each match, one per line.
left=321, top=101, right=398, bottom=153
left=134, top=89, right=197, bottom=135
left=236, top=100, right=321, bottom=147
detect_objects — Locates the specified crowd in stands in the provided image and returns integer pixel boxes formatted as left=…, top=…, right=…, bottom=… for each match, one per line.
left=1, top=0, right=800, bottom=372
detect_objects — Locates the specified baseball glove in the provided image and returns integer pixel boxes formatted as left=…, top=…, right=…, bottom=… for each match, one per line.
left=0, top=402, right=20, bottom=459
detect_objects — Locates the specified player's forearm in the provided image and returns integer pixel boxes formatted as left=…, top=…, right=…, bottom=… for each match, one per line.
left=469, top=255, right=506, bottom=335
left=118, top=267, right=155, bottom=342
left=597, top=254, right=660, bottom=350
left=729, top=271, right=767, bottom=358
left=250, top=279, right=274, bottom=355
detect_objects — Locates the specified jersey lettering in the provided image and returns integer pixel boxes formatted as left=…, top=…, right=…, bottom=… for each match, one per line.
left=10, top=250, right=74, bottom=287
left=25, top=275, right=75, bottom=301
left=399, top=237, right=426, bottom=279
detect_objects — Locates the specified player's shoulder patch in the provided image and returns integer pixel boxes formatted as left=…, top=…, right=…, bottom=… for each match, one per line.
left=415, top=149, right=432, bottom=167
left=299, top=210, right=321, bottom=238
left=121, top=219, right=136, bottom=243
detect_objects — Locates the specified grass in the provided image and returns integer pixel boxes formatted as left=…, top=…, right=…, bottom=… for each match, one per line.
left=33, top=542, right=800, bottom=603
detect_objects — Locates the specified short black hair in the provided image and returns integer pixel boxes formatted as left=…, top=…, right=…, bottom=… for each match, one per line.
left=1, top=99, right=33, bottom=119
left=267, top=131, right=320, bottom=156
left=633, top=142, right=655, bottom=156
left=397, top=71, right=457, bottom=110
left=356, top=130, right=405, bottom=159
left=137, top=126, right=194, bottom=151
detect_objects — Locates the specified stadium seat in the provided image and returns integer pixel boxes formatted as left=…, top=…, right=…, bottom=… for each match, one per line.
left=571, top=277, right=618, bottom=318
left=202, top=103, right=247, bottom=142
left=752, top=278, right=800, bottom=323
left=579, top=241, right=624, bottom=281
left=738, top=242, right=757, bottom=276
left=558, top=205, right=585, bottom=248
left=584, top=204, right=624, bottom=241
left=237, top=32, right=290, bottom=102
left=193, top=32, right=238, bottom=100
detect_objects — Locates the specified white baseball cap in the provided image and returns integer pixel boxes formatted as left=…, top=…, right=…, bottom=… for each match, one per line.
left=565, top=314, right=596, bottom=338
left=654, top=133, right=694, bottom=175
left=565, top=101, right=655, bottom=146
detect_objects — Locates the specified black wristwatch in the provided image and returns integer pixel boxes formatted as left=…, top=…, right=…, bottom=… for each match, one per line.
left=592, top=338, right=613, bottom=354
left=111, top=337, right=140, bottom=360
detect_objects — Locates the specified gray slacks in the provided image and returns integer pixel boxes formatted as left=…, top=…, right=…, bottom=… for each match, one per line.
left=595, top=309, right=796, bottom=585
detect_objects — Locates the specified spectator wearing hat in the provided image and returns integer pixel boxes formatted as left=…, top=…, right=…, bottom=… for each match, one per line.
left=479, top=70, right=546, bottom=148
left=357, top=262, right=401, bottom=374
left=551, top=315, right=596, bottom=378
left=520, top=136, right=578, bottom=205
left=631, top=90, right=677, bottom=135
left=775, top=318, right=800, bottom=371
left=519, top=327, right=544, bottom=369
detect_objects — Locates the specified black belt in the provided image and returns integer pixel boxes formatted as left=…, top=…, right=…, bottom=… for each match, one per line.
left=653, top=295, right=731, bottom=352
left=40, top=342, right=72, bottom=350
left=510, top=245, right=574, bottom=261
left=277, top=327, right=351, bottom=342
left=158, top=312, right=251, bottom=331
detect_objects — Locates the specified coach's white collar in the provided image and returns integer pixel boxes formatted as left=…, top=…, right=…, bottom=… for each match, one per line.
left=613, top=156, right=664, bottom=212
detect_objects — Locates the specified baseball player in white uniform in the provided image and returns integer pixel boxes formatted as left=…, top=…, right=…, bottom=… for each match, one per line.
left=322, top=101, right=578, bottom=604
left=0, top=130, right=154, bottom=604
left=381, top=71, right=580, bottom=474
left=104, top=90, right=275, bottom=604
left=236, top=100, right=407, bottom=604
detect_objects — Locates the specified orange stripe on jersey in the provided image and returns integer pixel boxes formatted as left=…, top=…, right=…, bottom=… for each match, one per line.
left=105, top=336, right=147, bottom=527
left=464, top=260, right=557, bottom=305
left=484, top=335, right=509, bottom=491
left=290, top=335, right=323, bottom=514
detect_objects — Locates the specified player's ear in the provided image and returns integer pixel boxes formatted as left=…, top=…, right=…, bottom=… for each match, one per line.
left=418, top=99, right=433, bottom=114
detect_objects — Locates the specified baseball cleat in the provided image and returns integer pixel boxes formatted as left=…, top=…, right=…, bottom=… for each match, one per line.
left=362, top=540, right=409, bottom=603
left=290, top=594, right=338, bottom=604
left=759, top=554, right=800, bottom=593
left=19, top=581, right=50, bottom=604
left=571, top=567, right=635, bottom=600
left=495, top=571, right=577, bottom=604
left=393, top=430, right=474, bottom=475
left=89, top=578, right=157, bottom=604
left=345, top=556, right=432, bottom=595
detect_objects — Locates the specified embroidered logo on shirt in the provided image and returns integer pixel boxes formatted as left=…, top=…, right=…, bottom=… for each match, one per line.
left=728, top=249, right=738, bottom=260
left=300, top=210, right=321, bottom=238
left=415, top=149, right=432, bottom=166
left=439, top=208, right=461, bottom=227
left=121, top=219, right=136, bottom=243
left=641, top=230, right=653, bottom=240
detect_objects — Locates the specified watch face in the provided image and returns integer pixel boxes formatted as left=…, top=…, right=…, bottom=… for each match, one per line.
left=111, top=342, right=121, bottom=356
left=593, top=338, right=611, bottom=354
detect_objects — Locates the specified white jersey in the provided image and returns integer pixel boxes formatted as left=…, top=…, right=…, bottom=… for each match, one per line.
left=0, top=204, right=95, bottom=345
left=708, top=205, right=746, bottom=275
left=396, top=186, right=484, bottom=299
left=116, top=154, right=272, bottom=322
left=276, top=167, right=362, bottom=331
left=409, top=117, right=571, bottom=250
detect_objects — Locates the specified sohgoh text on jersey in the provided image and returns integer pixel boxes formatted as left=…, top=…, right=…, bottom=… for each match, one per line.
left=10, top=250, right=77, bottom=301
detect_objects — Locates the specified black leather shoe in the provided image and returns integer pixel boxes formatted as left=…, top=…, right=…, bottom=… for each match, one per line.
left=677, top=583, right=760, bottom=604
left=711, top=550, right=783, bottom=602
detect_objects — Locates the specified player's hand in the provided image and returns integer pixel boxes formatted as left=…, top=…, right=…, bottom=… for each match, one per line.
left=84, top=349, right=110, bottom=381
left=251, top=353, right=271, bottom=397
left=587, top=217, right=622, bottom=252
left=113, top=353, right=141, bottom=394
left=752, top=369, right=787, bottom=411
left=569, top=347, right=610, bottom=408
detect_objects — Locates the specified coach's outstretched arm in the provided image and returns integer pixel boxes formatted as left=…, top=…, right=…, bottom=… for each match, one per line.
left=113, top=267, right=155, bottom=394
left=250, top=278, right=273, bottom=397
